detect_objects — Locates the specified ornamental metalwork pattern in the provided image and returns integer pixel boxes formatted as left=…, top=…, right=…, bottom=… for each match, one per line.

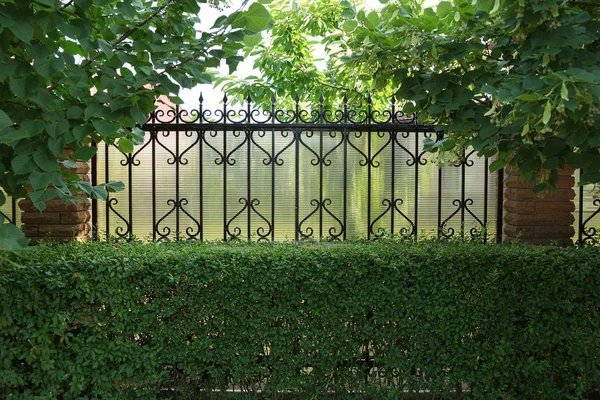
left=94, top=93, right=501, bottom=243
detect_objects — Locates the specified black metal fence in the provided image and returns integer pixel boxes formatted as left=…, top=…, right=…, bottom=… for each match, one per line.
left=92, top=94, right=502, bottom=243
left=2, top=94, right=598, bottom=244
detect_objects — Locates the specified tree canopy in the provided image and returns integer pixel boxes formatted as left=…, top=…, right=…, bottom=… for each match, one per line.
left=0, top=0, right=271, bottom=248
left=225, top=0, right=600, bottom=191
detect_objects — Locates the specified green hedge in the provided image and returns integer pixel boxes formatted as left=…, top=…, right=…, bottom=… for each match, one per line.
left=0, top=241, right=599, bottom=399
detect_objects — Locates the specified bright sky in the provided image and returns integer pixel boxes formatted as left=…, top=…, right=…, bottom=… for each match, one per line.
left=180, top=0, right=441, bottom=108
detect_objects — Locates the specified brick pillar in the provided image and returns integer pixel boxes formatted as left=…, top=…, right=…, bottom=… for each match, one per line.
left=503, top=166, right=575, bottom=245
left=19, top=160, right=92, bottom=243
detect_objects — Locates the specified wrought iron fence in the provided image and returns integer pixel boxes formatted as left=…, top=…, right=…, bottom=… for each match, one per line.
left=2, top=94, right=599, bottom=244
left=92, top=94, right=502, bottom=243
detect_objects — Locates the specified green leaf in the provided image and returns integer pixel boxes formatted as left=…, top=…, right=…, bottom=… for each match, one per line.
left=0, top=223, right=28, bottom=250
left=243, top=3, right=271, bottom=32
left=542, top=101, right=552, bottom=125
left=489, top=159, right=507, bottom=172
left=29, top=171, right=55, bottom=191
left=0, top=109, right=12, bottom=131
left=61, top=160, right=78, bottom=169
left=33, top=149, right=57, bottom=172
left=11, top=155, right=36, bottom=175
left=560, top=83, right=568, bottom=101
left=98, top=39, right=113, bottom=60
left=9, top=22, right=33, bottom=43
left=28, top=188, right=57, bottom=211
left=117, top=138, right=134, bottom=154
left=92, top=119, right=116, bottom=137
left=243, top=33, right=262, bottom=48
left=73, top=147, right=97, bottom=162
left=33, top=58, right=51, bottom=80
left=105, top=181, right=125, bottom=192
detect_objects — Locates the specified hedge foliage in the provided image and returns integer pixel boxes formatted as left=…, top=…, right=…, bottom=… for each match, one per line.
left=0, top=241, right=599, bottom=399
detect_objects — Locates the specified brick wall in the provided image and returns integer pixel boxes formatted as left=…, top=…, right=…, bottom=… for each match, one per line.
left=503, top=166, right=575, bottom=245
left=19, top=160, right=91, bottom=243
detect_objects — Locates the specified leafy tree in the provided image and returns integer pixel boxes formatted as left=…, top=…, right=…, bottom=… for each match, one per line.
left=226, top=0, right=600, bottom=190
left=0, top=0, right=271, bottom=248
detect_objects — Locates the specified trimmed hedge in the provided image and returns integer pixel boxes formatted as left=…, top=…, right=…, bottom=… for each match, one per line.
left=0, top=241, right=599, bottom=399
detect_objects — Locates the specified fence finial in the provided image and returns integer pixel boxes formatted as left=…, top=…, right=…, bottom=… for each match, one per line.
left=199, top=93, right=204, bottom=105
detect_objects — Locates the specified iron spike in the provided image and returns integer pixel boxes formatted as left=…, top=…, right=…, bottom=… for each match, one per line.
left=199, top=93, right=204, bottom=104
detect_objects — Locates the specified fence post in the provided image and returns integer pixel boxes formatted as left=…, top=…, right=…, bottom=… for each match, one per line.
left=19, top=154, right=92, bottom=244
left=503, top=166, right=575, bottom=245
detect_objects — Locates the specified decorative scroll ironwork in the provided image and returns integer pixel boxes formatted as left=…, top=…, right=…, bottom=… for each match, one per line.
left=94, top=92, right=502, bottom=243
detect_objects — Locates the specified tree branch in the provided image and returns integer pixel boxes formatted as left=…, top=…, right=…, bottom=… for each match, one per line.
left=78, top=1, right=172, bottom=71
left=47, top=1, right=172, bottom=91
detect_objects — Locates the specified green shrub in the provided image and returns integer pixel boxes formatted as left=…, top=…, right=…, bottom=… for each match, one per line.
left=0, top=240, right=599, bottom=399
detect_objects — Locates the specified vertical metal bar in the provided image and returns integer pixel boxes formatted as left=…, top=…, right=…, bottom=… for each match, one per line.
left=223, top=94, right=228, bottom=241
left=496, top=167, right=504, bottom=243
left=128, top=155, right=133, bottom=241
left=414, top=131, right=419, bottom=239
left=105, top=141, right=110, bottom=240
left=294, top=96, right=300, bottom=241
left=152, top=130, right=157, bottom=241
left=579, top=169, right=584, bottom=244
left=460, top=148, right=466, bottom=239
left=437, top=165, right=443, bottom=239
left=367, top=95, right=372, bottom=240
left=271, top=95, right=276, bottom=241
left=91, top=141, right=98, bottom=240
left=199, top=130, right=203, bottom=242
left=247, top=128, right=252, bottom=241
left=319, top=96, right=324, bottom=240
left=295, top=128, right=300, bottom=241
left=11, top=197, right=16, bottom=226
left=343, top=95, right=348, bottom=241
left=175, top=128, right=180, bottom=241
left=483, top=157, right=489, bottom=243
left=199, top=95, right=204, bottom=242
left=391, top=131, right=395, bottom=235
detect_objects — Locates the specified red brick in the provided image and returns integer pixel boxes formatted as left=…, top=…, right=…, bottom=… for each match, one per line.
left=535, top=188, right=576, bottom=202
left=21, top=212, right=61, bottom=224
left=19, top=199, right=90, bottom=212
left=535, top=225, right=575, bottom=239
left=21, top=225, right=39, bottom=237
left=504, top=213, right=557, bottom=226
left=61, top=211, right=91, bottom=224
left=503, top=224, right=534, bottom=239
left=504, top=188, right=536, bottom=201
left=38, top=224, right=88, bottom=238
left=535, top=201, right=575, bottom=213
left=504, top=200, right=535, bottom=214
